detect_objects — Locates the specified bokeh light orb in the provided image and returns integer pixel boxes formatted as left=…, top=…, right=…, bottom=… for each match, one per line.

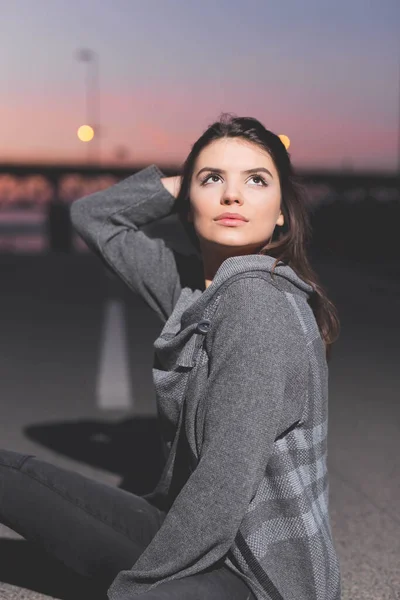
left=278, top=134, right=290, bottom=150
left=77, top=125, right=94, bottom=142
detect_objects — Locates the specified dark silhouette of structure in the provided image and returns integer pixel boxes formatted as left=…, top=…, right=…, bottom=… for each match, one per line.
left=46, top=197, right=73, bottom=253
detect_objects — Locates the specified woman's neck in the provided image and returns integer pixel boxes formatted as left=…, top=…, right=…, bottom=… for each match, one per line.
left=201, top=244, right=260, bottom=290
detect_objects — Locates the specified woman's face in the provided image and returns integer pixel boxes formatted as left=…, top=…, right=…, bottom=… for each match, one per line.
left=188, top=137, right=284, bottom=254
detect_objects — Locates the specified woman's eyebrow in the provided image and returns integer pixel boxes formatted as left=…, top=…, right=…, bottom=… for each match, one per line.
left=196, top=167, right=273, bottom=179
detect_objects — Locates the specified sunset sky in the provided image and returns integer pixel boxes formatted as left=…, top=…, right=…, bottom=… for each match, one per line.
left=2, top=0, right=400, bottom=170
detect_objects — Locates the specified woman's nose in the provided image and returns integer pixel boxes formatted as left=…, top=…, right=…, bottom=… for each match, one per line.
left=221, top=188, right=244, bottom=205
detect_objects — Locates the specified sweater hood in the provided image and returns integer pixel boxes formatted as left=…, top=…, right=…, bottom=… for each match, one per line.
left=181, top=254, right=314, bottom=329
left=211, top=254, right=313, bottom=294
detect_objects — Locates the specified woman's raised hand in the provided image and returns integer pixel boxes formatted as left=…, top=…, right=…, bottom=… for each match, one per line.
left=161, top=175, right=183, bottom=199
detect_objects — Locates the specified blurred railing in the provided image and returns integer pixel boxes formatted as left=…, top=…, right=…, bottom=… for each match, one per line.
left=0, top=162, right=399, bottom=265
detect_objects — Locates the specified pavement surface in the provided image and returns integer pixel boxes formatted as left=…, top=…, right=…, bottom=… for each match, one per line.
left=0, top=251, right=399, bottom=600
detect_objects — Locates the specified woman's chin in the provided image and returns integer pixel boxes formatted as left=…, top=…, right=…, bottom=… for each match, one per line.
left=199, top=235, right=267, bottom=254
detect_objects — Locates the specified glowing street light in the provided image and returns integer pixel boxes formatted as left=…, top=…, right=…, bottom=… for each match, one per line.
left=77, top=125, right=95, bottom=142
left=278, top=134, right=291, bottom=150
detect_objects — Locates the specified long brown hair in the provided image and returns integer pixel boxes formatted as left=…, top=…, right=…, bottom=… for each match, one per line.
left=172, top=113, right=340, bottom=361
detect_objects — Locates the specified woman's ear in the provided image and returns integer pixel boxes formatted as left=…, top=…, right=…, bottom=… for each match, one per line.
left=276, top=212, right=284, bottom=227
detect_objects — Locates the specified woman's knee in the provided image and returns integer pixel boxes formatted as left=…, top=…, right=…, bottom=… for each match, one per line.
left=0, top=449, right=35, bottom=470
left=0, top=450, right=35, bottom=508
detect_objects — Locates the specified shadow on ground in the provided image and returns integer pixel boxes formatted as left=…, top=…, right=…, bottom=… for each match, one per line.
left=24, top=417, right=165, bottom=495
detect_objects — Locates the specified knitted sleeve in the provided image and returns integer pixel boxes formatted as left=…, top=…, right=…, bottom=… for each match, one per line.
left=70, top=164, right=184, bottom=322
left=107, top=276, right=308, bottom=599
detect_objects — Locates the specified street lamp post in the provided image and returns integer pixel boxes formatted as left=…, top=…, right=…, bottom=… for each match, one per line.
left=76, top=48, right=100, bottom=164
left=396, top=56, right=400, bottom=202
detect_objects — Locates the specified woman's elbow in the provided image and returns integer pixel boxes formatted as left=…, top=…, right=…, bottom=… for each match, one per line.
left=70, top=196, right=88, bottom=230
left=69, top=195, right=101, bottom=240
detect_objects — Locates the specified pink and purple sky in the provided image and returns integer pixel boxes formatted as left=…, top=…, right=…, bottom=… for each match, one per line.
left=2, top=0, right=400, bottom=170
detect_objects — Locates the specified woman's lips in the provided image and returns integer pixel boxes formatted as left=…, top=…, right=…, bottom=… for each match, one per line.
left=215, top=218, right=248, bottom=226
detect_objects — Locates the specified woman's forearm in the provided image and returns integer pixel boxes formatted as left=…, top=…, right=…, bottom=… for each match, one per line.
left=69, top=164, right=183, bottom=321
left=70, top=165, right=177, bottom=250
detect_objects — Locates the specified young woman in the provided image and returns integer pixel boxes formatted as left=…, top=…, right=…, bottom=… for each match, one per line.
left=0, top=114, right=342, bottom=599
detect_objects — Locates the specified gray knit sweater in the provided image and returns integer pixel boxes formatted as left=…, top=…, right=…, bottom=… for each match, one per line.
left=70, top=164, right=342, bottom=600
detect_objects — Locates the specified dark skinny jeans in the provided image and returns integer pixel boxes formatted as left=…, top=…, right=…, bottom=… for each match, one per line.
left=0, top=449, right=255, bottom=599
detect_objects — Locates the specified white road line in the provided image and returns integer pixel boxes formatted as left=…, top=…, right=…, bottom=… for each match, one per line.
left=96, top=299, right=133, bottom=410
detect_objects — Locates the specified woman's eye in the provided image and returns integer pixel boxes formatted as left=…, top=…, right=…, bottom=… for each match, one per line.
left=201, top=174, right=220, bottom=184
left=201, top=174, right=267, bottom=186
left=250, top=176, right=267, bottom=186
